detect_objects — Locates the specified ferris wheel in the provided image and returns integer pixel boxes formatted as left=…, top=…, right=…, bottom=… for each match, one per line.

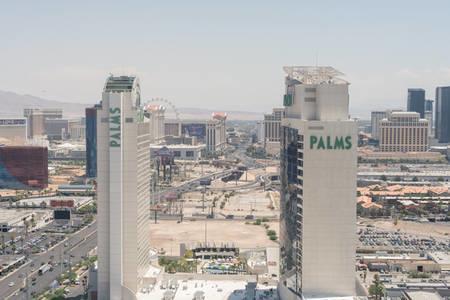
left=143, top=97, right=181, bottom=121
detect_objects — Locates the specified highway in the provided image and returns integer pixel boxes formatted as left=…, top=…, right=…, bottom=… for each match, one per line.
left=153, top=144, right=269, bottom=200
left=0, top=221, right=97, bottom=299
left=152, top=168, right=234, bottom=202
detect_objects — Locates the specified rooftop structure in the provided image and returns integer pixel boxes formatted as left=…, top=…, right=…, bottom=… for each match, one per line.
left=104, top=75, right=139, bottom=93
left=212, top=112, right=227, bottom=120
left=283, top=66, right=348, bottom=85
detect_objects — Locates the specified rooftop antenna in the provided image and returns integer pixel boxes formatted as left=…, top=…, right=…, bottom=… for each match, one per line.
left=315, top=51, right=319, bottom=67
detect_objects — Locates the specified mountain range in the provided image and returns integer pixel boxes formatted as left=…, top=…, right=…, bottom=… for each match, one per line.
left=0, top=90, right=263, bottom=120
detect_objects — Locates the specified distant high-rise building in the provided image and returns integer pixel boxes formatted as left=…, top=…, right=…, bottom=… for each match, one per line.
left=97, top=76, right=151, bottom=300
left=425, top=99, right=433, bottom=112
left=370, top=111, right=387, bottom=140
left=0, top=118, right=27, bottom=145
left=263, top=108, right=284, bottom=143
left=256, top=121, right=264, bottom=143
left=279, top=66, right=356, bottom=299
left=407, top=88, right=425, bottom=118
left=379, top=111, right=428, bottom=152
left=0, top=146, right=48, bottom=189
left=436, top=86, right=450, bottom=143
left=24, top=108, right=63, bottom=138
left=424, top=99, right=434, bottom=136
left=207, top=112, right=227, bottom=153
left=163, top=115, right=227, bottom=153
left=85, top=106, right=98, bottom=178
left=144, top=104, right=165, bottom=143
left=44, top=118, right=74, bottom=140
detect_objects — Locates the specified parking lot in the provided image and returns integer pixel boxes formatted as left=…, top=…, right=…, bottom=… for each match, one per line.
left=1, top=231, right=65, bottom=257
left=358, top=227, right=450, bottom=252
left=0, top=216, right=92, bottom=280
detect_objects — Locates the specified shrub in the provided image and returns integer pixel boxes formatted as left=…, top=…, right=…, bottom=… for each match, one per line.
left=253, top=219, right=261, bottom=225
left=267, top=230, right=276, bottom=236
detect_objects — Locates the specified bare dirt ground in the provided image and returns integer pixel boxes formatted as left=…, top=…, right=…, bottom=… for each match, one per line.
left=150, top=220, right=279, bottom=256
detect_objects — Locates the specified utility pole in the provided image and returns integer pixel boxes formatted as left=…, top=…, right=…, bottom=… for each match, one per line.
left=22, top=219, right=30, bottom=300
left=204, top=216, right=207, bottom=247
left=60, top=244, right=63, bottom=275
left=202, top=186, right=206, bottom=212
left=180, top=200, right=184, bottom=223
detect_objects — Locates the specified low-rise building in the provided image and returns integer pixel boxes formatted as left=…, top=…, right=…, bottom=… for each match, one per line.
left=0, top=118, right=27, bottom=145
left=150, top=144, right=205, bottom=160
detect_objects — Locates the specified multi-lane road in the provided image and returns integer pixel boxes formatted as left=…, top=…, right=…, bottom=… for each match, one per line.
left=0, top=221, right=97, bottom=299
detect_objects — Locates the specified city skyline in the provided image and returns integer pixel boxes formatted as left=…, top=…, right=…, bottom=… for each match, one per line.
left=1, top=1, right=450, bottom=118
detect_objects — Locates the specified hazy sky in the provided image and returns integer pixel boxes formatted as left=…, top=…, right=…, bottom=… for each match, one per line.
left=1, top=1, right=450, bottom=118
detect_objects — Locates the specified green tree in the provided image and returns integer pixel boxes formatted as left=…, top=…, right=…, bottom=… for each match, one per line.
left=380, top=175, right=387, bottom=181
left=369, top=274, right=385, bottom=300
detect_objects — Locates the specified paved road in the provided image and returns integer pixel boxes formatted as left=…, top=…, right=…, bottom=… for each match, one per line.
left=0, top=221, right=97, bottom=299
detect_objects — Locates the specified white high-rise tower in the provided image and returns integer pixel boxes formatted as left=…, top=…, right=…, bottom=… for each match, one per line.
left=97, top=75, right=151, bottom=300
left=279, top=67, right=357, bottom=299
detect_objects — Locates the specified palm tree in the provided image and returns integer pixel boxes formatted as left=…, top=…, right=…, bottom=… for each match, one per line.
left=369, top=274, right=385, bottom=300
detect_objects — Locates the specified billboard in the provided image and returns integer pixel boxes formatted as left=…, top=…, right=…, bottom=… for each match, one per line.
left=54, top=209, right=71, bottom=220
left=181, top=123, right=206, bottom=139
left=50, top=199, right=75, bottom=208
left=0, top=119, right=26, bottom=126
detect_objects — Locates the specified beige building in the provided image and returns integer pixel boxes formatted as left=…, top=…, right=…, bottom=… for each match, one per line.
left=144, top=104, right=165, bottom=143
left=263, top=108, right=284, bottom=143
left=0, top=118, right=27, bottom=145
left=97, top=76, right=151, bottom=300
left=279, top=66, right=357, bottom=299
left=379, top=111, right=428, bottom=152
left=24, top=108, right=62, bottom=138
left=207, top=112, right=227, bottom=153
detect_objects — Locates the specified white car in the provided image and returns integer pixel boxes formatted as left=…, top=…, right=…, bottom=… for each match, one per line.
left=8, top=282, right=14, bottom=287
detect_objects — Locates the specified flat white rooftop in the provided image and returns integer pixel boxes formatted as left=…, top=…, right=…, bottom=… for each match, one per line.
left=428, top=251, right=450, bottom=265
left=303, top=297, right=366, bottom=300
left=138, top=280, right=277, bottom=300
left=17, top=196, right=93, bottom=207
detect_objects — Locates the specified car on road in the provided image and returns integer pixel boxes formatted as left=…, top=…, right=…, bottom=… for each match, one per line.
left=8, top=282, right=15, bottom=287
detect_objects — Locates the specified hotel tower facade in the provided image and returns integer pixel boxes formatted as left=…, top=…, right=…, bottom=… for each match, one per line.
left=97, top=76, right=151, bottom=300
left=279, top=66, right=357, bottom=299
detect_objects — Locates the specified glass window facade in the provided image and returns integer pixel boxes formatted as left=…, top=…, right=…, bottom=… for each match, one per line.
left=0, top=146, right=48, bottom=189
left=85, top=107, right=98, bottom=178
left=280, top=126, right=302, bottom=295
left=436, top=87, right=450, bottom=143
left=407, top=89, right=425, bottom=118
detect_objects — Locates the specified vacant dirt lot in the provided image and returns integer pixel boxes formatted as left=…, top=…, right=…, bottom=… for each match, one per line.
left=150, top=220, right=279, bottom=256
